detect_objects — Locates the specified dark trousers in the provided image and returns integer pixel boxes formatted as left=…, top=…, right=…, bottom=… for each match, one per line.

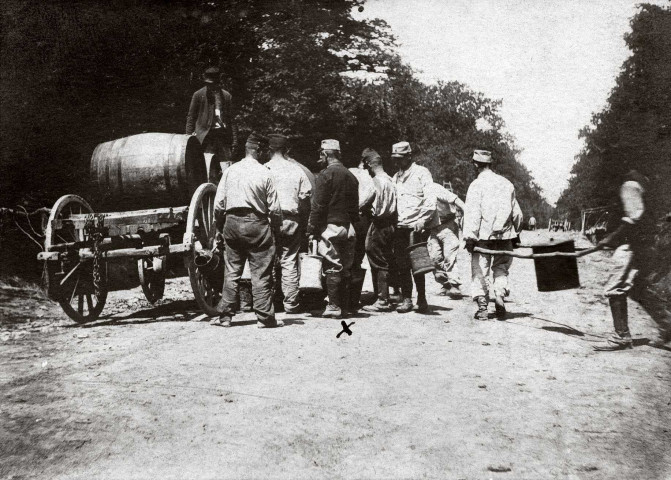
left=221, top=213, right=276, bottom=324
left=393, top=227, right=428, bottom=300
left=366, top=218, right=396, bottom=301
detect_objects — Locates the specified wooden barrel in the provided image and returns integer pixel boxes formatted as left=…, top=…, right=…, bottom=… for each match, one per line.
left=91, top=133, right=207, bottom=210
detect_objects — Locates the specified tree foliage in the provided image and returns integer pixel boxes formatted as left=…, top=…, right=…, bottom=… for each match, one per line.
left=555, top=4, right=671, bottom=307
left=1, top=0, right=550, bottom=224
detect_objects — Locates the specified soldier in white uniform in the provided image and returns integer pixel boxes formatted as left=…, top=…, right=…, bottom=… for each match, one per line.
left=463, top=149, right=523, bottom=320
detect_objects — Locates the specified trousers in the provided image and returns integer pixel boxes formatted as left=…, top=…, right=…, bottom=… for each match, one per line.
left=604, top=244, right=637, bottom=297
left=470, top=239, right=513, bottom=299
left=427, top=219, right=461, bottom=287
left=276, top=225, right=302, bottom=311
left=393, top=227, right=427, bottom=299
left=317, top=223, right=356, bottom=276
left=220, top=213, right=276, bottom=324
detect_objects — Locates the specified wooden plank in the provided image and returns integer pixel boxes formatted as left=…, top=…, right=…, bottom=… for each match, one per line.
left=52, top=206, right=189, bottom=229
left=38, top=242, right=192, bottom=262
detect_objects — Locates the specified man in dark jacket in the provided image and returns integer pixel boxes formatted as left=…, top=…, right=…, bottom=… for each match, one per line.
left=307, top=139, right=359, bottom=318
left=186, top=66, right=238, bottom=182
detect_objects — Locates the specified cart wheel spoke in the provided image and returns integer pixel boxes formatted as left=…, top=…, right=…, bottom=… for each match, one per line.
left=86, top=294, right=94, bottom=311
left=77, top=295, right=84, bottom=315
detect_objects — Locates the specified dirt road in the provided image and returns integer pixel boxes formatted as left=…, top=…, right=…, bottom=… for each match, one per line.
left=1, top=232, right=670, bottom=479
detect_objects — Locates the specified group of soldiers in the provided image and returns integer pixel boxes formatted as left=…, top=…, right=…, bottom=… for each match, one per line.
left=187, top=66, right=656, bottom=352
left=187, top=66, right=524, bottom=329
left=206, top=132, right=523, bottom=328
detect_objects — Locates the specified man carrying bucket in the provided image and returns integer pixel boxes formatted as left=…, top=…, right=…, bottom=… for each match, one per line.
left=307, top=139, right=359, bottom=319
left=266, top=134, right=312, bottom=314
left=391, top=141, right=438, bottom=314
left=463, top=149, right=523, bottom=320
left=213, top=133, right=283, bottom=328
left=595, top=170, right=648, bottom=350
left=361, top=148, right=397, bottom=312
left=426, top=182, right=465, bottom=299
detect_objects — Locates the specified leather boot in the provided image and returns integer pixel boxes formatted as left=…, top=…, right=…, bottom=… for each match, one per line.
left=323, top=273, right=342, bottom=318
left=474, top=296, right=489, bottom=321
left=340, top=275, right=352, bottom=317
left=595, top=296, right=633, bottom=350
left=349, top=270, right=365, bottom=313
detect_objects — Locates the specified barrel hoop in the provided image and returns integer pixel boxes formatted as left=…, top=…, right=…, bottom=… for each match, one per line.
left=164, top=135, right=173, bottom=194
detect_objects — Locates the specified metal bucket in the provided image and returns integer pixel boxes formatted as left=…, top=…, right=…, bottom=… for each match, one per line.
left=299, top=240, right=323, bottom=292
left=407, top=232, right=434, bottom=275
left=532, top=240, right=580, bottom=291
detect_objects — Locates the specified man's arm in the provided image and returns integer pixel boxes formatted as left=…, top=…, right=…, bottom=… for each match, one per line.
left=186, top=91, right=199, bottom=135
left=462, top=183, right=482, bottom=241
left=415, top=169, right=437, bottom=230
left=511, top=192, right=523, bottom=233
left=307, top=172, right=329, bottom=235
left=266, top=175, right=283, bottom=231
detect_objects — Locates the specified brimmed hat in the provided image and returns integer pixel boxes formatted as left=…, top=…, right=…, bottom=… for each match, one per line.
left=268, top=134, right=288, bottom=149
left=473, top=149, right=492, bottom=163
left=391, top=141, right=411, bottom=157
left=321, top=139, right=340, bottom=151
left=246, top=132, right=268, bottom=148
left=203, top=66, right=220, bottom=84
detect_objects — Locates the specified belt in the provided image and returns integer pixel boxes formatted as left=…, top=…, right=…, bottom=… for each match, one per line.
left=372, top=216, right=396, bottom=227
left=227, top=208, right=265, bottom=218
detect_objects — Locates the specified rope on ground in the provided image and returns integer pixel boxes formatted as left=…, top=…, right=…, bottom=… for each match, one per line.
left=473, top=246, right=600, bottom=259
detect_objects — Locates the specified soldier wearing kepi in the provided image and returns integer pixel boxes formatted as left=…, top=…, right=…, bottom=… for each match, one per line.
left=426, top=182, right=465, bottom=298
left=392, top=141, right=438, bottom=314
left=463, top=149, right=523, bottom=321
left=265, top=134, right=312, bottom=313
left=186, top=66, right=238, bottom=182
left=307, top=139, right=359, bottom=318
left=213, top=133, right=283, bottom=328
left=361, top=148, right=397, bottom=312
left=594, top=170, right=648, bottom=350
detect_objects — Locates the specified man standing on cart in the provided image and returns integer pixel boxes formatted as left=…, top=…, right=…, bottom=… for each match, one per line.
left=213, top=133, right=283, bottom=328
left=186, top=66, right=238, bottom=182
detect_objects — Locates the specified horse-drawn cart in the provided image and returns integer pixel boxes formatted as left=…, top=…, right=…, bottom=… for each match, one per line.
left=37, top=133, right=224, bottom=323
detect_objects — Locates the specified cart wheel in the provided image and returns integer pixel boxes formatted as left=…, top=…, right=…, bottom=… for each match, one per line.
left=44, top=195, right=107, bottom=323
left=184, top=183, right=221, bottom=316
left=138, top=256, right=166, bottom=304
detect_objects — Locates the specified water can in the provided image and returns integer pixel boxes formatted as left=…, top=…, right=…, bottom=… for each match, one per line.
left=299, top=240, right=323, bottom=292
left=407, top=231, right=434, bottom=275
left=532, top=239, right=580, bottom=291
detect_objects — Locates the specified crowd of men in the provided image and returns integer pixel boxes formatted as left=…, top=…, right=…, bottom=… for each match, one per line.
left=188, top=66, right=655, bottom=351
left=206, top=131, right=523, bottom=329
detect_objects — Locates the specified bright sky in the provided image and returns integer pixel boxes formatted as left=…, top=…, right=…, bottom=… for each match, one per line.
left=358, top=0, right=667, bottom=204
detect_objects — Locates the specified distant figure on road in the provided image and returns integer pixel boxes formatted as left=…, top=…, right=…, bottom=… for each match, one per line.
left=186, top=66, right=238, bottom=182
left=529, top=216, right=536, bottom=230
left=595, top=170, right=648, bottom=350
left=426, top=182, right=465, bottom=299
left=463, top=149, right=523, bottom=321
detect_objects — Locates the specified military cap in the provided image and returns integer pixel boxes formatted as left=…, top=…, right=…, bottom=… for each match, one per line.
left=361, top=147, right=381, bottom=163
left=203, top=66, right=220, bottom=84
left=321, top=139, right=340, bottom=151
left=473, top=149, right=492, bottom=163
left=391, top=141, right=411, bottom=157
left=245, top=132, right=268, bottom=148
left=268, top=134, right=288, bottom=149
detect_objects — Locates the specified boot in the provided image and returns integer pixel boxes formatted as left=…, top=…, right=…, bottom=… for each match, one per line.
left=416, top=296, right=429, bottom=313
left=595, top=296, right=632, bottom=350
left=349, top=271, right=365, bottom=314
left=474, top=296, right=489, bottom=321
left=396, top=298, right=413, bottom=313
left=494, top=291, right=506, bottom=320
left=323, top=273, right=343, bottom=318
left=340, top=275, right=352, bottom=317
left=364, top=270, right=392, bottom=312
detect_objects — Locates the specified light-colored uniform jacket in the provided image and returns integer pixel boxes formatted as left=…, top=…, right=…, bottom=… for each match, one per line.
left=463, top=169, right=523, bottom=241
